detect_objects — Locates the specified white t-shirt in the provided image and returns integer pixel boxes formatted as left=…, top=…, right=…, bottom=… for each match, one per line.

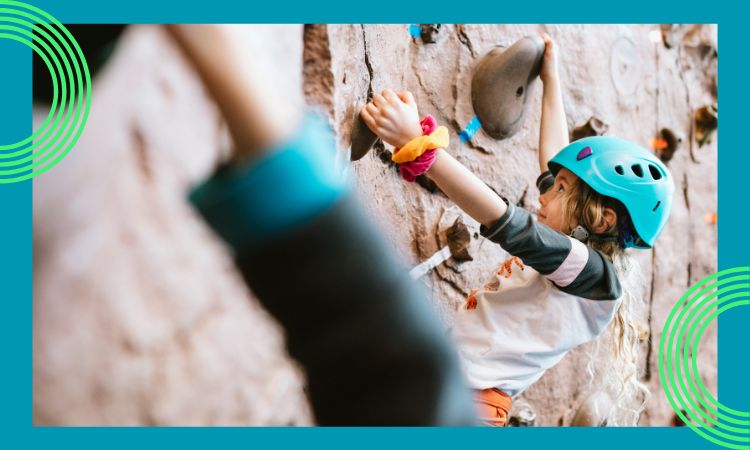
left=453, top=188, right=623, bottom=397
left=453, top=258, right=620, bottom=397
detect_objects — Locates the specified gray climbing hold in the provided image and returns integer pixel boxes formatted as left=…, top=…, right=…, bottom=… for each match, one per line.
left=571, top=116, right=609, bottom=141
left=420, top=24, right=442, bottom=44
left=508, top=401, right=537, bottom=426
left=350, top=111, right=379, bottom=161
left=470, top=35, right=545, bottom=140
left=446, top=217, right=473, bottom=262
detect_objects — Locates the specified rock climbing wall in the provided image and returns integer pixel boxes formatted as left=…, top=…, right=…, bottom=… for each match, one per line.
left=33, top=24, right=717, bottom=426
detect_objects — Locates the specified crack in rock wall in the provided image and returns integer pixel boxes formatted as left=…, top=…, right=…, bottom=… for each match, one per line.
left=33, top=24, right=717, bottom=426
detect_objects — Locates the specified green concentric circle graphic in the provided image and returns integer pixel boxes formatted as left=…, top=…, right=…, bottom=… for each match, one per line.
left=659, top=266, right=750, bottom=449
left=0, top=0, right=90, bottom=183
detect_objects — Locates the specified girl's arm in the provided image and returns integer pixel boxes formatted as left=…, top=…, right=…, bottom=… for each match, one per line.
left=538, top=34, right=569, bottom=172
left=426, top=150, right=507, bottom=228
left=361, top=90, right=506, bottom=229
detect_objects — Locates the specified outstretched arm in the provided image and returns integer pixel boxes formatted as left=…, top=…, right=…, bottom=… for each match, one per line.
left=427, top=149, right=507, bottom=228
left=361, top=90, right=506, bottom=229
left=538, top=33, right=569, bottom=172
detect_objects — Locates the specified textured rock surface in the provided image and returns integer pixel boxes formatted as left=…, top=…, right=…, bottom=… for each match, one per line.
left=33, top=24, right=717, bottom=426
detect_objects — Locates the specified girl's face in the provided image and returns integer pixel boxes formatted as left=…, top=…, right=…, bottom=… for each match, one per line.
left=538, top=168, right=579, bottom=233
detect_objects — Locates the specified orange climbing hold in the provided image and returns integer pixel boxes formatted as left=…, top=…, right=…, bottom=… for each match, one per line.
left=497, top=256, right=525, bottom=279
left=651, top=137, right=668, bottom=150
left=465, top=289, right=479, bottom=310
left=704, top=212, right=717, bottom=224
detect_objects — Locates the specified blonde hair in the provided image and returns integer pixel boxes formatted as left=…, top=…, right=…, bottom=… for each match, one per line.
left=559, top=177, right=651, bottom=426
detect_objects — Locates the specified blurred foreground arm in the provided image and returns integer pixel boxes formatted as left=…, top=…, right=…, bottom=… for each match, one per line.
left=168, top=25, right=477, bottom=425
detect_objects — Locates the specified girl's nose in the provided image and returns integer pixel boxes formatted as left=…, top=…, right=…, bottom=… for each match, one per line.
left=539, top=193, right=548, bottom=206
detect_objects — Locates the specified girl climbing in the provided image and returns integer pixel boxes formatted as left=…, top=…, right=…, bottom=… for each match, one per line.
left=359, top=34, right=674, bottom=426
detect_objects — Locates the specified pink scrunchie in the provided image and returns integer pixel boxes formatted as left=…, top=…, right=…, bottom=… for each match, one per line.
left=399, top=115, right=439, bottom=182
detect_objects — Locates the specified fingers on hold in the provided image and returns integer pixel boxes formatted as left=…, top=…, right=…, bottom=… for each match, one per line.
left=372, top=93, right=386, bottom=107
left=397, top=91, right=416, bottom=105
left=363, top=104, right=380, bottom=125
left=364, top=102, right=378, bottom=116
left=375, top=114, right=394, bottom=127
left=360, top=108, right=375, bottom=126
left=382, top=89, right=399, bottom=103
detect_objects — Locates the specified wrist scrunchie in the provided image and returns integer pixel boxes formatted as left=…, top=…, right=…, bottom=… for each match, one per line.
left=396, top=115, right=448, bottom=182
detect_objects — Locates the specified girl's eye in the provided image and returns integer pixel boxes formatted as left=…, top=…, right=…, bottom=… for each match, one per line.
left=557, top=185, right=565, bottom=193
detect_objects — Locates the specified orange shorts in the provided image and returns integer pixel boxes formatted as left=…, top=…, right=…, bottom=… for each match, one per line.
left=474, top=388, right=513, bottom=427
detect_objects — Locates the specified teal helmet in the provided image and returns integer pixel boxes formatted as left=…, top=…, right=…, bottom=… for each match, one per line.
left=548, top=136, right=674, bottom=249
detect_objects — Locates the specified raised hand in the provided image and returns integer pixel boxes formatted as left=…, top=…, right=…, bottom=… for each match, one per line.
left=360, top=89, right=423, bottom=148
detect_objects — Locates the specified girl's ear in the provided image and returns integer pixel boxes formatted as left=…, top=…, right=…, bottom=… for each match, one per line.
left=592, top=207, right=618, bottom=234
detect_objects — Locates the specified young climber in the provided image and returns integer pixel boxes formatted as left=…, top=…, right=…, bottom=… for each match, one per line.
left=166, top=25, right=477, bottom=425
left=359, top=34, right=674, bottom=427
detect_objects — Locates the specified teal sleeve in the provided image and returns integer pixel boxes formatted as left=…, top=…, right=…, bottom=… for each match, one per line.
left=189, top=114, right=348, bottom=251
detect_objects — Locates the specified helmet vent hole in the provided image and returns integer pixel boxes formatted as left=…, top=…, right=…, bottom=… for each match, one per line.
left=653, top=201, right=661, bottom=212
left=615, top=165, right=624, bottom=175
left=648, top=164, right=662, bottom=180
left=631, top=164, right=644, bottom=178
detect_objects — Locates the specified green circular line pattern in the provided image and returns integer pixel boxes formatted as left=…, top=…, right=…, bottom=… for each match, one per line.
left=0, top=0, right=90, bottom=183
left=659, top=266, right=750, bottom=450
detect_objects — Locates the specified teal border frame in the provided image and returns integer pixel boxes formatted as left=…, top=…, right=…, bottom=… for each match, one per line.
left=2, top=1, right=746, bottom=448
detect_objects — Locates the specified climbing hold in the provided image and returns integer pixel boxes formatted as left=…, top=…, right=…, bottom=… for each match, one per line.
left=419, top=24, right=442, bottom=44
left=659, top=24, right=680, bottom=49
left=694, top=104, right=718, bottom=147
left=571, top=116, right=609, bottom=141
left=672, top=410, right=688, bottom=427
left=464, top=289, right=479, bottom=310
left=471, top=35, right=545, bottom=140
left=508, top=401, right=537, bottom=426
left=408, top=24, right=421, bottom=38
left=704, top=212, right=717, bottom=225
left=497, top=256, right=525, bottom=279
left=636, top=321, right=650, bottom=342
left=610, top=36, right=641, bottom=97
left=571, top=391, right=613, bottom=427
left=350, top=110, right=379, bottom=161
left=410, top=216, right=474, bottom=280
left=652, top=128, right=682, bottom=164
left=446, top=217, right=473, bottom=262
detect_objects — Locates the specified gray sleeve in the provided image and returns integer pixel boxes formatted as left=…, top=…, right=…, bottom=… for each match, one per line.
left=480, top=201, right=622, bottom=301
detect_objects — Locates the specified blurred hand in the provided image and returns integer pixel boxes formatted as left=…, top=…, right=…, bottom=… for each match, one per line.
left=360, top=89, right=423, bottom=148
left=166, top=25, right=301, bottom=162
